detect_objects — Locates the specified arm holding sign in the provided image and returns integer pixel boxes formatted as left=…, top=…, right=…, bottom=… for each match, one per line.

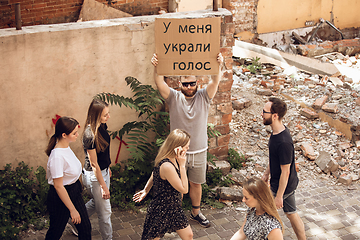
left=151, top=53, right=170, bottom=100
left=206, top=53, right=223, bottom=99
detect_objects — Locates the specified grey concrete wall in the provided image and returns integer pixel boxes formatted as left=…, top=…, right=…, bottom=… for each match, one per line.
left=0, top=9, right=232, bottom=169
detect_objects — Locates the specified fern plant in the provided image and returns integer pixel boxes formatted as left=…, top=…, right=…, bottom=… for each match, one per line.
left=96, top=76, right=169, bottom=164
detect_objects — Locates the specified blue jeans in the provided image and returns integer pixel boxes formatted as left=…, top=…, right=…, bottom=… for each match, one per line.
left=82, top=168, right=112, bottom=240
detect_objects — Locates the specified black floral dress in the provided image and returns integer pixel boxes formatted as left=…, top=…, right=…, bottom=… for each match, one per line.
left=141, top=159, right=189, bottom=240
left=243, top=208, right=282, bottom=239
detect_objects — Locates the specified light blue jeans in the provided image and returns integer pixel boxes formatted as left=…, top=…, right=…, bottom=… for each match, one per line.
left=82, top=168, right=112, bottom=240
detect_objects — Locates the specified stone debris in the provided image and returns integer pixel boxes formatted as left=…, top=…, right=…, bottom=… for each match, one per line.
left=312, top=95, right=328, bottom=109
left=229, top=169, right=247, bottom=186
left=207, top=161, right=231, bottom=175
left=300, top=142, right=317, bottom=160
left=224, top=52, right=360, bottom=202
left=299, top=108, right=319, bottom=119
left=255, top=88, right=273, bottom=96
left=321, top=103, right=339, bottom=113
left=315, top=151, right=339, bottom=173
left=338, top=173, right=352, bottom=185
left=217, top=187, right=243, bottom=201
left=232, top=96, right=252, bottom=110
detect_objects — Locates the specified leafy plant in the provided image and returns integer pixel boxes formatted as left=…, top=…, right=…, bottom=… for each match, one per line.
left=244, top=57, right=262, bottom=74
left=96, top=76, right=169, bottom=164
left=202, top=183, right=224, bottom=209
left=207, top=123, right=221, bottom=165
left=0, top=162, right=49, bottom=239
left=228, top=148, right=247, bottom=170
left=206, top=168, right=234, bottom=187
left=33, top=166, right=49, bottom=215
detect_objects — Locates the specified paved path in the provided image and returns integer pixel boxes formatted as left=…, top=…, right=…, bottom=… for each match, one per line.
left=22, top=178, right=360, bottom=240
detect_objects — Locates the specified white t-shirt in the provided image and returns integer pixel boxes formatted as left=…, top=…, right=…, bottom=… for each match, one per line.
left=47, top=147, right=82, bottom=186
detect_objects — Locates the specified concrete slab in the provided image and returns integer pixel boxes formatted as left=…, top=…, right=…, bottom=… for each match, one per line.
left=233, top=39, right=341, bottom=76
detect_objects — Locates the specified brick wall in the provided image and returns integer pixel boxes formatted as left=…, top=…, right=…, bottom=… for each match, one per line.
left=164, top=15, right=234, bottom=160
left=222, top=0, right=257, bottom=35
left=0, top=0, right=169, bottom=29
left=1, top=0, right=83, bottom=28
left=97, top=0, right=168, bottom=16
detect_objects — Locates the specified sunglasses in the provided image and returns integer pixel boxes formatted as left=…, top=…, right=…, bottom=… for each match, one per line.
left=262, top=109, right=272, bottom=114
left=181, top=81, right=197, bottom=87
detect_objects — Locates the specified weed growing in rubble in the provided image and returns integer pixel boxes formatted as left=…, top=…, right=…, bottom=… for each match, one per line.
left=228, top=148, right=247, bottom=169
left=244, top=56, right=262, bottom=74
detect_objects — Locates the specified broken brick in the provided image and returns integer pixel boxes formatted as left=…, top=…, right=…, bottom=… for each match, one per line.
left=217, top=102, right=232, bottom=114
left=355, top=140, right=360, bottom=149
left=300, top=142, right=317, bottom=160
left=300, top=108, right=319, bottom=119
left=315, top=151, right=338, bottom=173
left=217, top=187, right=243, bottom=201
left=338, top=142, right=351, bottom=151
left=208, top=161, right=231, bottom=175
left=260, top=80, right=274, bottom=89
left=338, top=174, right=352, bottom=185
left=312, top=96, right=328, bottom=109
left=319, top=76, right=329, bottom=86
left=322, top=103, right=339, bottom=113
left=255, top=88, right=273, bottom=96
left=356, top=97, right=360, bottom=106
left=232, top=100, right=244, bottom=110
left=329, top=77, right=343, bottom=86
left=232, top=97, right=251, bottom=110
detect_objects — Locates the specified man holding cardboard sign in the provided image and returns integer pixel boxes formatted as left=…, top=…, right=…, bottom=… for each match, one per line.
left=151, top=51, right=223, bottom=228
left=148, top=16, right=222, bottom=228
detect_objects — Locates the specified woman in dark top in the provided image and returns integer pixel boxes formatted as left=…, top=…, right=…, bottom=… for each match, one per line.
left=133, top=129, right=194, bottom=240
left=231, top=177, right=283, bottom=240
left=82, top=98, right=112, bottom=240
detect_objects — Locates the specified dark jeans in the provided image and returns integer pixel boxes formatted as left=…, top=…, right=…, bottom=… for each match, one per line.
left=45, top=179, right=91, bottom=240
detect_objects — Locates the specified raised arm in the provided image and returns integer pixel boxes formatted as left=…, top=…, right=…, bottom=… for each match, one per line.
left=151, top=53, right=170, bottom=99
left=206, top=53, right=223, bottom=99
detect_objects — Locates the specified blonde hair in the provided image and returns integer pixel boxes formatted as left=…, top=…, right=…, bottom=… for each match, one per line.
left=84, top=98, right=109, bottom=153
left=243, top=177, right=284, bottom=232
left=154, top=129, right=190, bottom=166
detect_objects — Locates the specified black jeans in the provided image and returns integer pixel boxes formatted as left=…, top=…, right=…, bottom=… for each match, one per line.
left=45, top=180, right=91, bottom=240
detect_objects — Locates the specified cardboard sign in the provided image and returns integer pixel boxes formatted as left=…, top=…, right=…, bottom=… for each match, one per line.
left=155, top=17, right=221, bottom=76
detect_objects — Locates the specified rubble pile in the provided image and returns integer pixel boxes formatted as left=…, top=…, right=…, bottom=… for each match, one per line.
left=226, top=56, right=360, bottom=195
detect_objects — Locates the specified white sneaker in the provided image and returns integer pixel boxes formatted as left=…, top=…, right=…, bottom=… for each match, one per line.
left=67, top=219, right=78, bottom=237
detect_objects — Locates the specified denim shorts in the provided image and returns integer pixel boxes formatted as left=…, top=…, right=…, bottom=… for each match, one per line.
left=273, top=190, right=297, bottom=214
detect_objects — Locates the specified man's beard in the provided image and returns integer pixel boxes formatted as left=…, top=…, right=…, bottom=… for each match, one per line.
left=263, top=117, right=272, bottom=126
left=181, top=86, right=198, bottom=97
